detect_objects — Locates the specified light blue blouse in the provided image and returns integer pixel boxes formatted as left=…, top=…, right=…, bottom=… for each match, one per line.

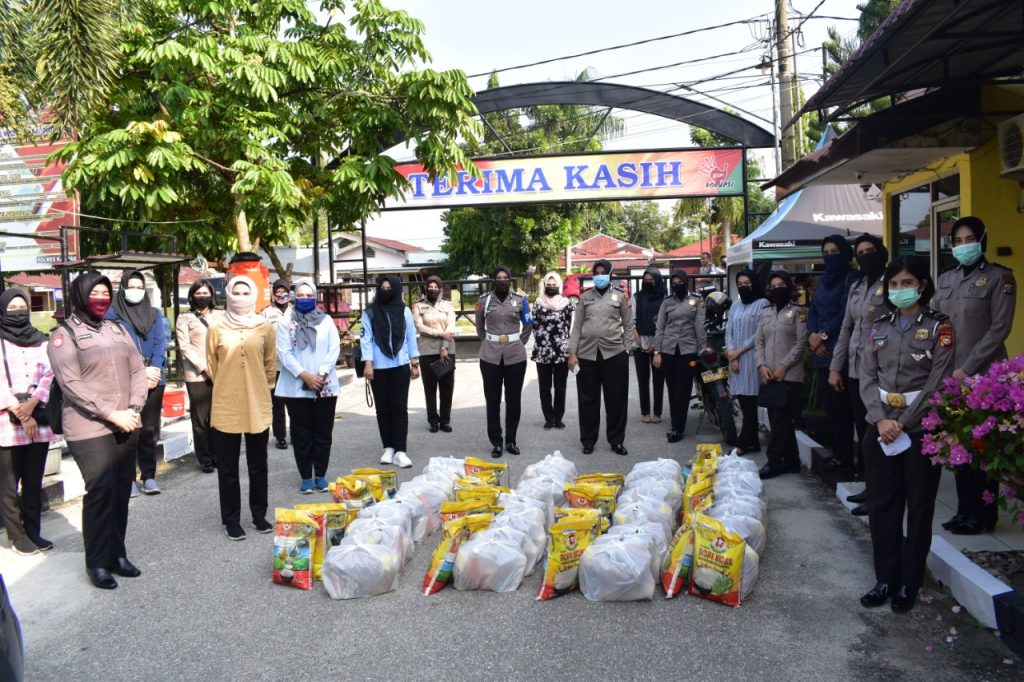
left=274, top=311, right=341, bottom=398
left=359, top=308, right=420, bottom=369
left=725, top=297, right=769, bottom=396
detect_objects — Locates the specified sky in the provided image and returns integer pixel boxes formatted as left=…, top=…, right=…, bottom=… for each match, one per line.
left=353, top=0, right=866, bottom=250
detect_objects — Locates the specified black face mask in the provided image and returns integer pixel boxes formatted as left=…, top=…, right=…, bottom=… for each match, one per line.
left=3, top=310, right=30, bottom=327
left=672, top=283, right=687, bottom=299
left=856, top=251, right=886, bottom=276
left=192, top=295, right=213, bottom=310
left=737, top=286, right=755, bottom=304
left=426, top=290, right=440, bottom=302
left=641, top=281, right=654, bottom=292
left=544, top=286, right=559, bottom=297
left=494, top=279, right=510, bottom=294
left=377, top=288, right=395, bottom=304
left=770, top=287, right=791, bottom=306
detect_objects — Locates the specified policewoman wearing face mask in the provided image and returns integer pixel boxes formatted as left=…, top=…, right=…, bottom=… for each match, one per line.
left=858, top=256, right=955, bottom=613
left=568, top=260, right=635, bottom=456
left=632, top=266, right=666, bottom=425
left=725, top=269, right=770, bottom=454
left=176, top=279, right=224, bottom=473
left=932, top=216, right=1016, bottom=535
left=830, top=234, right=889, bottom=516
left=48, top=272, right=147, bottom=589
left=531, top=271, right=573, bottom=430
left=262, top=278, right=292, bottom=450
left=412, top=275, right=457, bottom=433
left=105, top=270, right=167, bottom=497
left=755, top=271, right=808, bottom=479
left=476, top=265, right=532, bottom=458
left=653, top=271, right=706, bottom=444
left=275, top=280, right=340, bottom=494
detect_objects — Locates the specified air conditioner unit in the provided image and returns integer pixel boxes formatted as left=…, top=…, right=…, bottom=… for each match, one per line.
left=998, top=112, right=1024, bottom=181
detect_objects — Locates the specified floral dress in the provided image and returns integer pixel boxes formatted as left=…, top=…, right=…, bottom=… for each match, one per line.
left=531, top=304, right=573, bottom=365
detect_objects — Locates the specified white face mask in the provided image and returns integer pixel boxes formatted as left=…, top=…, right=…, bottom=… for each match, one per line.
left=124, top=289, right=147, bottom=305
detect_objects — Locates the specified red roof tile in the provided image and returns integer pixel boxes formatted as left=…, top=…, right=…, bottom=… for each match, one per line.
left=5, top=273, right=61, bottom=288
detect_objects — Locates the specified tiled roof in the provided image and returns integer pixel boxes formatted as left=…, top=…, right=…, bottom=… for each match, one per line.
left=5, top=273, right=61, bottom=288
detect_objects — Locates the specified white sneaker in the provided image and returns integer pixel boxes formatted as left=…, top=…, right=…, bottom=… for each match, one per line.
left=380, top=448, right=395, bottom=465
left=394, top=451, right=412, bottom=468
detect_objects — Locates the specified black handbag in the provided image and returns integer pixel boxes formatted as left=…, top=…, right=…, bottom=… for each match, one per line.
left=429, top=355, right=455, bottom=379
left=2, top=339, right=50, bottom=426
left=757, top=381, right=789, bottom=409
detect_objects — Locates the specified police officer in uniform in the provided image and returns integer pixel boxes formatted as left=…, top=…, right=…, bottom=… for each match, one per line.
left=48, top=272, right=148, bottom=589
left=932, top=216, right=1016, bottom=534
left=568, top=259, right=635, bottom=455
left=413, top=276, right=457, bottom=432
left=859, top=256, right=955, bottom=613
left=755, top=270, right=808, bottom=479
left=829, top=234, right=889, bottom=515
left=653, top=271, right=707, bottom=443
left=476, top=265, right=532, bottom=457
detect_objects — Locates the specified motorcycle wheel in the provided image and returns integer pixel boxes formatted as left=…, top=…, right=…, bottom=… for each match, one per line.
left=716, top=394, right=738, bottom=446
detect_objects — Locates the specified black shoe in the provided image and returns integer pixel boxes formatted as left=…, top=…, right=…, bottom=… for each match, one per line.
left=87, top=568, right=118, bottom=590
left=111, top=557, right=142, bottom=578
left=759, top=462, right=800, bottom=480
left=491, top=445, right=503, bottom=458
left=851, top=504, right=870, bottom=516
left=226, top=524, right=247, bottom=541
left=859, top=583, right=890, bottom=608
left=554, top=421, right=566, bottom=429
left=941, top=513, right=967, bottom=531
left=950, top=518, right=995, bottom=535
left=439, top=423, right=453, bottom=433
left=505, top=442, right=520, bottom=456
left=890, top=586, right=917, bottom=613
left=29, top=535, right=54, bottom=551
left=822, top=457, right=847, bottom=472
left=429, top=423, right=440, bottom=433
left=201, top=463, right=215, bottom=474
left=582, top=445, right=594, bottom=455
left=253, top=518, right=273, bottom=534
left=275, top=439, right=288, bottom=450
left=666, top=431, right=684, bottom=443
left=847, top=491, right=869, bottom=504
left=611, top=444, right=628, bottom=456
left=543, top=421, right=554, bottom=430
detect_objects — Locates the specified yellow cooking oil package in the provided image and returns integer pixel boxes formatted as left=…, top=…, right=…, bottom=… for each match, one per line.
left=349, top=473, right=386, bottom=502
left=464, top=457, right=509, bottom=485
left=455, top=474, right=502, bottom=491
left=688, top=514, right=745, bottom=607
left=575, top=473, right=626, bottom=489
left=439, top=500, right=498, bottom=524
left=564, top=482, right=620, bottom=518
left=695, top=443, right=723, bottom=462
left=681, top=476, right=713, bottom=525
left=660, top=522, right=695, bottom=598
left=352, top=468, right=397, bottom=499
left=272, top=508, right=318, bottom=590
left=294, top=503, right=357, bottom=580
left=454, top=486, right=508, bottom=504
left=537, top=516, right=601, bottom=601
left=554, top=507, right=610, bottom=534
left=328, top=476, right=376, bottom=509
left=423, top=513, right=493, bottom=595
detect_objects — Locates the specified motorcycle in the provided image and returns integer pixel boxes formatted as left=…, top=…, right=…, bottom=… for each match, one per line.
left=689, top=287, right=738, bottom=446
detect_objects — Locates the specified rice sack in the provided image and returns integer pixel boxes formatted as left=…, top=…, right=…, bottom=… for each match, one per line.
left=537, top=516, right=600, bottom=601
left=329, top=476, right=376, bottom=509
left=352, top=468, right=398, bottom=499
left=423, top=513, right=493, bottom=595
left=272, top=508, right=318, bottom=590
left=564, top=482, right=620, bottom=519
left=464, top=457, right=509, bottom=486
left=294, top=503, right=356, bottom=580
left=688, top=514, right=747, bottom=607
left=660, top=523, right=695, bottom=598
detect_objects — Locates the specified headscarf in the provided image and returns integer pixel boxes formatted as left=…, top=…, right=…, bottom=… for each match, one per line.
left=222, top=275, right=266, bottom=329
left=853, top=234, right=888, bottom=282
left=820, top=235, right=853, bottom=287
left=0, top=289, right=46, bottom=346
left=423, top=275, right=445, bottom=300
left=767, top=270, right=794, bottom=311
left=592, top=259, right=612, bottom=275
left=536, top=271, right=570, bottom=312
left=492, top=265, right=512, bottom=300
left=668, top=270, right=689, bottom=300
left=271, top=278, right=292, bottom=311
left=70, top=271, right=112, bottom=329
left=292, top=279, right=326, bottom=350
left=369, top=274, right=406, bottom=359
left=188, top=279, right=218, bottom=312
left=111, top=270, right=157, bottom=339
left=951, top=216, right=986, bottom=251
left=633, top=266, right=665, bottom=336
left=735, top=268, right=764, bottom=303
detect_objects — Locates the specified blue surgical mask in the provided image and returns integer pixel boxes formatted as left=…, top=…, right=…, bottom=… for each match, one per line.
left=951, top=242, right=982, bottom=267
left=888, top=287, right=921, bottom=309
left=593, top=274, right=610, bottom=290
left=294, top=297, right=316, bottom=313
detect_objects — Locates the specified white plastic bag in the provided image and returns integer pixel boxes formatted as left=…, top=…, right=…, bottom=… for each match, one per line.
left=357, top=499, right=414, bottom=539
left=396, top=479, right=449, bottom=534
left=709, top=497, right=764, bottom=524
left=740, top=544, right=759, bottom=600
left=342, top=517, right=413, bottom=563
left=709, top=511, right=766, bottom=557
left=578, top=534, right=655, bottom=601
left=715, top=453, right=760, bottom=475
left=612, top=499, right=674, bottom=544
left=518, top=450, right=577, bottom=486
left=625, top=458, right=682, bottom=484
left=621, top=478, right=683, bottom=514
left=714, top=470, right=763, bottom=498
left=453, top=530, right=528, bottom=592
left=423, top=456, right=465, bottom=479
left=322, top=542, right=401, bottom=599
left=388, top=494, right=428, bottom=541
left=606, top=523, right=667, bottom=580
left=491, top=507, right=547, bottom=553
left=513, top=478, right=558, bottom=526
left=483, top=525, right=541, bottom=576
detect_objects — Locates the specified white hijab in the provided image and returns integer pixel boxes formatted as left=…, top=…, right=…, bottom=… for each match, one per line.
left=222, top=275, right=266, bottom=329
left=536, top=271, right=570, bottom=311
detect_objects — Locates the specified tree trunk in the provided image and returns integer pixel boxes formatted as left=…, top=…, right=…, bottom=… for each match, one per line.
left=235, top=199, right=251, bottom=252
left=263, top=243, right=291, bottom=281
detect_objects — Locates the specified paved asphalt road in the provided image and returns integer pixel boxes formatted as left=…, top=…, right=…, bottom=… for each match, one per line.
left=4, top=360, right=1019, bottom=681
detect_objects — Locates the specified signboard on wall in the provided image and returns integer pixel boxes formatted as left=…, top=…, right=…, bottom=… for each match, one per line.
left=0, top=136, right=78, bottom=271
left=387, top=148, right=744, bottom=210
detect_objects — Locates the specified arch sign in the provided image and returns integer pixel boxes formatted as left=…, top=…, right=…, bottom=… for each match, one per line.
left=387, top=147, right=744, bottom=210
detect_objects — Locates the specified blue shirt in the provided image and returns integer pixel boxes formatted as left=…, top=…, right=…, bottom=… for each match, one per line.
left=807, top=273, right=853, bottom=369
left=359, top=308, right=419, bottom=369
left=105, top=307, right=167, bottom=385
left=275, top=310, right=342, bottom=398
left=725, top=297, right=769, bottom=396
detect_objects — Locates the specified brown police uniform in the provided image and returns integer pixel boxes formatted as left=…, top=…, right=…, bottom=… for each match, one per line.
left=475, top=292, right=533, bottom=448
left=176, top=307, right=224, bottom=470
left=830, top=274, right=886, bottom=446
left=755, top=301, right=808, bottom=470
left=413, top=296, right=457, bottom=428
left=654, top=294, right=707, bottom=437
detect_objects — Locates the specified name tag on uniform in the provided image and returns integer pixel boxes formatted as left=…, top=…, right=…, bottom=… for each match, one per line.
left=79, top=333, right=93, bottom=340
left=611, top=293, right=619, bottom=303
left=873, top=336, right=887, bottom=349
left=688, top=298, right=696, bottom=307
left=785, top=309, right=794, bottom=319
left=975, top=277, right=987, bottom=287
left=875, top=286, right=883, bottom=296
left=914, top=328, right=930, bottom=341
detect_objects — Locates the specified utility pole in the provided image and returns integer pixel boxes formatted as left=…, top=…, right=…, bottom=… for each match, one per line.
left=776, top=0, right=796, bottom=169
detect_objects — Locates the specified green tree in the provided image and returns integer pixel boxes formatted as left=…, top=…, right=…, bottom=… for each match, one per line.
left=53, top=0, right=480, bottom=271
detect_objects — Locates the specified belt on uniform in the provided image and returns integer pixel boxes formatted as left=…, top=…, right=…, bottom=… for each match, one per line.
left=486, top=332, right=521, bottom=344
left=878, top=388, right=921, bottom=409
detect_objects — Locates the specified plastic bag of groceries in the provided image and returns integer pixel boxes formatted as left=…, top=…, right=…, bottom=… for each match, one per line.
left=709, top=497, right=765, bottom=524
left=660, top=523, right=694, bottom=598
left=708, top=511, right=766, bottom=557
left=714, top=470, right=764, bottom=498
left=423, top=456, right=465, bottom=479
left=322, top=541, right=401, bottom=600
left=382, top=495, right=428, bottom=542
left=498, top=492, right=548, bottom=519
left=612, top=499, right=674, bottom=544
left=513, top=478, right=559, bottom=525
left=342, top=517, right=413, bottom=563
left=620, top=478, right=683, bottom=515
left=473, top=524, right=541, bottom=576
left=424, top=513, right=493, bottom=595
left=491, top=506, right=547, bottom=553
left=715, top=453, right=760, bottom=475
left=606, top=523, right=668, bottom=580
left=453, top=529, right=529, bottom=592
left=625, top=458, right=682, bottom=485
left=396, top=478, right=449, bottom=534
left=537, top=516, right=600, bottom=600
left=579, top=534, right=655, bottom=602
left=523, top=473, right=569, bottom=507
left=518, top=450, right=578, bottom=486
left=358, top=499, right=416, bottom=540
left=688, top=515, right=759, bottom=606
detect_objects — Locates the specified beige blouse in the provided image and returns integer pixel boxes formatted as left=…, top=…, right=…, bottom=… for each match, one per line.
left=175, top=308, right=224, bottom=382
left=412, top=297, right=457, bottom=356
left=206, top=322, right=276, bottom=434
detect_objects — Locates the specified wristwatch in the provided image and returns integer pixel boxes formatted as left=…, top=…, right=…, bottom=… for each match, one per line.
left=820, top=332, right=829, bottom=341
left=129, top=405, right=143, bottom=414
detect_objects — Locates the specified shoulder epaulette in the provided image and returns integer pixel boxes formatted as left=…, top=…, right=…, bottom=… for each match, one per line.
left=873, top=310, right=895, bottom=324
left=924, top=308, right=949, bottom=321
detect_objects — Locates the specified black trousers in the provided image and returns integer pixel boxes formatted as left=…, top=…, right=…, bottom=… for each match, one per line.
left=662, top=351, right=696, bottom=434
left=420, top=354, right=455, bottom=427
left=480, top=359, right=526, bottom=446
left=0, top=441, right=48, bottom=543
left=818, top=368, right=854, bottom=466
left=284, top=396, right=337, bottom=479
left=369, top=365, right=411, bottom=452
left=536, top=362, right=568, bottom=423
left=136, top=384, right=165, bottom=480
left=576, top=350, right=629, bottom=447
left=633, top=350, right=664, bottom=417
left=210, top=428, right=269, bottom=527
left=186, top=380, right=214, bottom=468
left=954, top=466, right=998, bottom=527
left=271, top=372, right=287, bottom=443
left=766, top=380, right=803, bottom=468
left=69, top=432, right=138, bottom=568
left=863, top=428, right=941, bottom=591
left=736, top=395, right=761, bottom=452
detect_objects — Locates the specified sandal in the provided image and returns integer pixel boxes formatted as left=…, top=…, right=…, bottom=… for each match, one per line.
left=641, top=415, right=653, bottom=424
left=651, top=416, right=662, bottom=424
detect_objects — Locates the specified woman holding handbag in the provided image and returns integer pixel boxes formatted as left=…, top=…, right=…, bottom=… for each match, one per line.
left=175, top=279, right=224, bottom=473
left=412, top=276, right=456, bottom=433
left=0, top=289, right=57, bottom=556
left=531, top=271, right=573, bottom=430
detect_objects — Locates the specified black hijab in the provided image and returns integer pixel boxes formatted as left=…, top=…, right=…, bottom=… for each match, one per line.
left=634, top=266, right=665, bottom=336
left=668, top=270, right=689, bottom=300
left=188, top=279, right=218, bottom=312
left=111, top=270, right=157, bottom=339
left=0, top=290, right=46, bottom=346
left=369, top=274, right=406, bottom=359
left=735, top=268, right=764, bottom=303
left=70, top=272, right=112, bottom=329
left=853, top=234, right=888, bottom=282
left=767, top=270, right=795, bottom=311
